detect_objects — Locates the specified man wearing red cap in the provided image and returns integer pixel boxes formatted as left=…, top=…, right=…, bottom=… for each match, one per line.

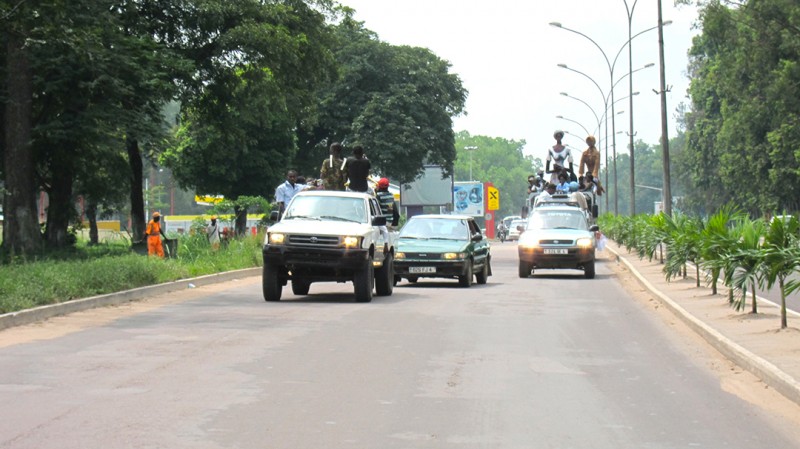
left=375, top=178, right=399, bottom=227
left=146, top=211, right=167, bottom=257
left=375, top=178, right=399, bottom=251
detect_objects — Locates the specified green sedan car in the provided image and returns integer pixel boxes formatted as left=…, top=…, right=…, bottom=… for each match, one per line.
left=394, top=214, right=491, bottom=287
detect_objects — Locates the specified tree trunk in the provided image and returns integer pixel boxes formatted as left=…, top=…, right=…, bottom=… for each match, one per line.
left=711, top=268, right=718, bottom=295
left=780, top=276, right=787, bottom=329
left=2, top=32, right=42, bottom=256
left=695, top=264, right=700, bottom=288
left=234, top=204, right=248, bottom=236
left=126, top=137, right=145, bottom=242
left=751, top=284, right=757, bottom=315
left=86, top=201, right=99, bottom=245
left=44, top=157, right=75, bottom=248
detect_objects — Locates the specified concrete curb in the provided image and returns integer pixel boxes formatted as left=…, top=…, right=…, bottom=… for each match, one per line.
left=0, top=267, right=262, bottom=331
left=608, top=246, right=800, bottom=407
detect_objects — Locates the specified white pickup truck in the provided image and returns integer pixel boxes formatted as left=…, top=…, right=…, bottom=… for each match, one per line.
left=262, top=190, right=397, bottom=302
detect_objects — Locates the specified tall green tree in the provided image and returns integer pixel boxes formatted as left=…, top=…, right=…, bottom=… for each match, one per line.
left=295, top=17, right=467, bottom=184
left=163, top=0, right=337, bottom=234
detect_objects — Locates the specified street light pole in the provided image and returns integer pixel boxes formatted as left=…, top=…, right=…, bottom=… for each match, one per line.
left=550, top=21, right=666, bottom=215
left=657, top=0, right=672, bottom=216
left=624, top=0, right=640, bottom=215
left=464, top=146, right=477, bottom=181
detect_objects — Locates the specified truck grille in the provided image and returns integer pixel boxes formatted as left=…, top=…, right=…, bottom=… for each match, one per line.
left=288, top=235, right=340, bottom=246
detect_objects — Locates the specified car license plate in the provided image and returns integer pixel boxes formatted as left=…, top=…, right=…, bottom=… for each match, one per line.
left=409, top=266, right=436, bottom=273
left=543, top=248, right=568, bottom=255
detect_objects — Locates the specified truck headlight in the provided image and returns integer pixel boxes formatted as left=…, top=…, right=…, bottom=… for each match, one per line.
left=577, top=237, right=593, bottom=248
left=269, top=233, right=285, bottom=245
left=395, top=252, right=406, bottom=260
left=343, top=236, right=360, bottom=248
left=443, top=252, right=466, bottom=260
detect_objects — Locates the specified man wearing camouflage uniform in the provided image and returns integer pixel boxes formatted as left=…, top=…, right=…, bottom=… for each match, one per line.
left=319, top=142, right=347, bottom=191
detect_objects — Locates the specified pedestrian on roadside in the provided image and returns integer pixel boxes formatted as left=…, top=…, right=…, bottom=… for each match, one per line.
left=275, top=170, right=303, bottom=216
left=344, top=145, right=371, bottom=193
left=207, top=215, right=221, bottom=250
left=146, top=211, right=167, bottom=258
left=320, top=142, right=347, bottom=191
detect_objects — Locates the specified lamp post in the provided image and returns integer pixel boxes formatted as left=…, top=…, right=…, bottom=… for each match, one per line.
left=550, top=20, right=669, bottom=214
left=464, top=146, right=478, bottom=181
left=624, top=0, right=640, bottom=215
left=560, top=92, right=600, bottom=137
left=557, top=62, right=653, bottom=211
left=556, top=115, right=591, bottom=137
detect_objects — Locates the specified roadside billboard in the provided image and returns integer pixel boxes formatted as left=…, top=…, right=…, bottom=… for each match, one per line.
left=453, top=182, right=483, bottom=216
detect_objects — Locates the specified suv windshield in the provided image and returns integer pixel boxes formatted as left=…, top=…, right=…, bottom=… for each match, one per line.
left=284, top=196, right=367, bottom=223
left=528, top=210, right=587, bottom=231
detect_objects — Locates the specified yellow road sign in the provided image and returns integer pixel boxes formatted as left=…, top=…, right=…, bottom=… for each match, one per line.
left=487, top=186, right=500, bottom=211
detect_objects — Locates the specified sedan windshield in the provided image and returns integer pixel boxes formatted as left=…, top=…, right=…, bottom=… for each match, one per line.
left=400, top=218, right=469, bottom=240
left=528, top=210, right=587, bottom=231
left=284, top=196, right=367, bottom=223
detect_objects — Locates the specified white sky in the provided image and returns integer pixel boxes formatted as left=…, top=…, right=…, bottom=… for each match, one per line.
left=341, top=0, right=700, bottom=159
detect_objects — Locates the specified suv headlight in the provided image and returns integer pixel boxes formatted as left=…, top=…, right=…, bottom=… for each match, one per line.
left=343, top=236, right=361, bottom=248
left=269, top=233, right=286, bottom=245
left=577, top=237, right=593, bottom=248
left=519, top=235, right=539, bottom=249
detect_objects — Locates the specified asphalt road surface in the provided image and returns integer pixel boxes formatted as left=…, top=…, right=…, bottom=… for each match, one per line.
left=1, top=244, right=800, bottom=449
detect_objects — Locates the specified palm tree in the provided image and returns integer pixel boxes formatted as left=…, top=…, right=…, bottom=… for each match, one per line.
left=699, top=205, right=742, bottom=295
left=761, top=215, right=800, bottom=329
left=723, top=217, right=766, bottom=313
left=664, top=212, right=703, bottom=286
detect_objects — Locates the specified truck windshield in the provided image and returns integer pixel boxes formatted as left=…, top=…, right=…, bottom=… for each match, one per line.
left=284, top=196, right=367, bottom=223
left=528, top=210, right=587, bottom=230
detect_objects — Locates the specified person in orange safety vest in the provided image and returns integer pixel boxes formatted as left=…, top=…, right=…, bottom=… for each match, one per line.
left=146, top=211, right=167, bottom=258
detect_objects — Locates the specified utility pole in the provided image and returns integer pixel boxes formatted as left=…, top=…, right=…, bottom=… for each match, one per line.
left=657, top=0, right=672, bottom=216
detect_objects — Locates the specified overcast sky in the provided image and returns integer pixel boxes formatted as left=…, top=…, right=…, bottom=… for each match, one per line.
left=340, top=0, right=700, bottom=160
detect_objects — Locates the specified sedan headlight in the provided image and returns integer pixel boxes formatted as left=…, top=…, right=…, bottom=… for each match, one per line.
left=395, top=252, right=406, bottom=260
left=269, top=233, right=286, bottom=245
left=443, top=252, right=467, bottom=260
left=343, top=236, right=360, bottom=248
left=577, top=237, right=593, bottom=248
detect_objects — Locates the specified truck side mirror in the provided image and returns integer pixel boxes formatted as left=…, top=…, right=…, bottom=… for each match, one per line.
left=372, top=216, right=387, bottom=226
left=270, top=211, right=280, bottom=222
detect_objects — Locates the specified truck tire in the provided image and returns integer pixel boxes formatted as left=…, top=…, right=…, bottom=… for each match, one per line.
left=584, top=259, right=596, bottom=279
left=458, top=260, right=473, bottom=287
left=375, top=253, right=394, bottom=296
left=475, top=257, right=490, bottom=285
left=262, top=264, right=282, bottom=301
left=291, top=279, right=310, bottom=295
left=354, top=258, right=374, bottom=302
left=518, top=261, right=532, bottom=278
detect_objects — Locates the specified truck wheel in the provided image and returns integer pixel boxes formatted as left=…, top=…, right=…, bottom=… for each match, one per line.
left=475, top=257, right=490, bottom=285
left=375, top=253, right=394, bottom=296
left=354, top=259, right=374, bottom=302
left=262, top=264, right=282, bottom=301
left=584, top=259, right=596, bottom=279
left=291, top=279, right=310, bottom=295
left=518, top=261, right=532, bottom=278
left=458, top=260, right=473, bottom=287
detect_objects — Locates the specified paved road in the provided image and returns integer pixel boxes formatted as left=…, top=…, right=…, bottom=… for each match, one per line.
left=1, top=244, right=799, bottom=448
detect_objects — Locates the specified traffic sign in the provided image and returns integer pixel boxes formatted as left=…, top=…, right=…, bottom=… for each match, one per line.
left=487, top=186, right=500, bottom=211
